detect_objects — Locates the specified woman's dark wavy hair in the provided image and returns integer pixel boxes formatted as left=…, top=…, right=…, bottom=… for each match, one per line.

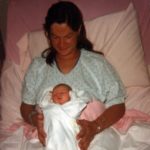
left=42, top=1, right=93, bottom=66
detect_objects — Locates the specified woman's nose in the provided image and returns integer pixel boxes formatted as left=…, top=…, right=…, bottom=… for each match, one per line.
left=59, top=38, right=65, bottom=49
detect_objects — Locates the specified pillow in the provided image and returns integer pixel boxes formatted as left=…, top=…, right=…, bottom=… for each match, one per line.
left=28, top=30, right=50, bottom=59
left=80, top=100, right=105, bottom=121
left=17, top=2, right=150, bottom=88
left=85, top=3, right=150, bottom=87
left=0, top=60, right=23, bottom=128
left=17, top=33, right=32, bottom=73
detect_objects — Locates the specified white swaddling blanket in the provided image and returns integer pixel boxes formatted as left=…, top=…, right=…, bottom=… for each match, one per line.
left=39, top=88, right=92, bottom=150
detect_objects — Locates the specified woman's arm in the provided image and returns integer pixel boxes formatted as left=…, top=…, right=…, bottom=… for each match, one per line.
left=20, top=102, right=46, bottom=145
left=77, top=103, right=125, bottom=150
left=20, top=102, right=36, bottom=125
left=95, top=103, right=125, bottom=131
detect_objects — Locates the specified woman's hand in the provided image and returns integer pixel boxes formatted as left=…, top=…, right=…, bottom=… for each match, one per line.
left=76, top=103, right=125, bottom=150
left=76, top=119, right=100, bottom=150
left=34, top=113, right=47, bottom=146
left=20, top=102, right=47, bottom=145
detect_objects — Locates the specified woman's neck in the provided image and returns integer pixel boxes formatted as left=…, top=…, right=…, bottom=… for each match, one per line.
left=55, top=50, right=80, bottom=74
left=56, top=49, right=80, bottom=61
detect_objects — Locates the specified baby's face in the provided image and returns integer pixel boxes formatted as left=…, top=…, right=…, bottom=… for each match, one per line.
left=52, top=85, right=70, bottom=104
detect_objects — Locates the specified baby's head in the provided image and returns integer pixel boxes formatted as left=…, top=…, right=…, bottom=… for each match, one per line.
left=51, top=83, right=72, bottom=104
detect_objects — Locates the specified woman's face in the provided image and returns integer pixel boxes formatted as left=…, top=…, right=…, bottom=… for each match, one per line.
left=49, top=23, right=79, bottom=57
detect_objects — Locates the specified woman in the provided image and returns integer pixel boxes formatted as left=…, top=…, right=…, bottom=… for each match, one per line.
left=20, top=1, right=126, bottom=150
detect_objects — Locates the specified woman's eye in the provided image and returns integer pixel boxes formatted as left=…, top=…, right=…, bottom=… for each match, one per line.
left=51, top=34, right=58, bottom=39
left=66, top=34, right=73, bottom=39
left=52, top=36, right=58, bottom=40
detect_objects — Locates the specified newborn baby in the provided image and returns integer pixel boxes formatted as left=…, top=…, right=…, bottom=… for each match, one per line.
left=37, top=83, right=93, bottom=150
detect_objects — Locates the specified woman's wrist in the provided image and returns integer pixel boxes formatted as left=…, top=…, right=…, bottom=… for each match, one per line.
left=95, top=116, right=106, bottom=132
left=28, top=110, right=37, bottom=126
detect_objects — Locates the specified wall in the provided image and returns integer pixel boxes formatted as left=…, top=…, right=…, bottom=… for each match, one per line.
left=4, top=0, right=150, bottom=65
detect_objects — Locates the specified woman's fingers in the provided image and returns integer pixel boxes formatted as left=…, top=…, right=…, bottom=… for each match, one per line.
left=38, top=129, right=46, bottom=146
left=77, top=119, right=99, bottom=150
left=76, top=127, right=85, bottom=139
left=36, top=113, right=44, bottom=127
left=36, top=113, right=46, bottom=146
left=76, top=119, right=88, bottom=139
left=78, top=136, right=92, bottom=150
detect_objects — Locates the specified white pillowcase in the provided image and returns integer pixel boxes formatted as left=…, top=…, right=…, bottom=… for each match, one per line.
left=17, top=2, right=150, bottom=87
left=0, top=60, right=23, bottom=128
left=85, top=3, right=150, bottom=87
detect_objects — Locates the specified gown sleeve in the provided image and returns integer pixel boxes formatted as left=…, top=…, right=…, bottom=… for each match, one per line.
left=98, top=56, right=126, bottom=107
left=22, top=58, right=42, bottom=105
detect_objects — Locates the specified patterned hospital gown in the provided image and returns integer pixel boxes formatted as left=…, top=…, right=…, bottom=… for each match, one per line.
left=22, top=49, right=126, bottom=108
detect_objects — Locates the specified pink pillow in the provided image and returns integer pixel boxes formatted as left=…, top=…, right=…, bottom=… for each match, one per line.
left=80, top=100, right=105, bottom=121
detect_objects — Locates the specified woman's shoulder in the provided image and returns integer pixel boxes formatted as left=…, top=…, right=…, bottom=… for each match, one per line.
left=81, top=49, right=105, bottom=64
left=27, top=56, right=47, bottom=73
left=30, top=56, right=46, bottom=67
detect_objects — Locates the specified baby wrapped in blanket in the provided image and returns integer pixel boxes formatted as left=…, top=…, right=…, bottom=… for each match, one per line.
left=37, top=83, right=102, bottom=150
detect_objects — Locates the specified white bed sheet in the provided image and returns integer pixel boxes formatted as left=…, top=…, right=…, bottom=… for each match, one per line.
left=126, top=86, right=150, bottom=115
left=0, top=122, right=150, bottom=150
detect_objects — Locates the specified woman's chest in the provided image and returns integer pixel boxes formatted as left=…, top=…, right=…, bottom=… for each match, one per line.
left=35, top=65, right=103, bottom=101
